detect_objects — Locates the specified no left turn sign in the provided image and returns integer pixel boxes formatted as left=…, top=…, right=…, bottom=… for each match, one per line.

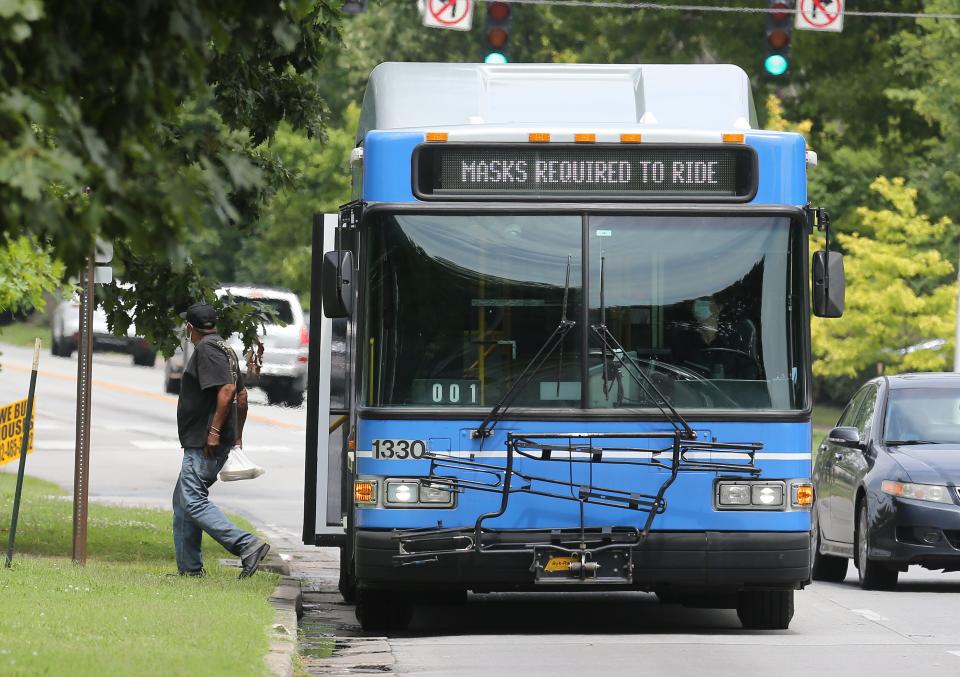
left=422, top=0, right=474, bottom=31
left=795, top=0, right=844, bottom=33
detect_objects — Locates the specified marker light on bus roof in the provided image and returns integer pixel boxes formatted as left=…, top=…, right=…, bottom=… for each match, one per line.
left=529, top=133, right=550, bottom=143
left=722, top=133, right=745, bottom=143
left=620, top=134, right=642, bottom=143
left=574, top=133, right=596, bottom=143
left=425, top=132, right=448, bottom=142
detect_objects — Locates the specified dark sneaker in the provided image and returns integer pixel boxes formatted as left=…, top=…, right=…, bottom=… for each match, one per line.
left=239, top=543, right=271, bottom=579
left=168, top=569, right=205, bottom=578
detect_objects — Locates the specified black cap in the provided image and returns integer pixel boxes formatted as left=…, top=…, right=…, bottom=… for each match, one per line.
left=181, top=303, right=218, bottom=331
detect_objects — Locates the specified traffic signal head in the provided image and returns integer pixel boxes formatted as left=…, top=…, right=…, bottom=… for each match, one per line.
left=763, top=1, right=793, bottom=77
left=484, top=1, right=511, bottom=64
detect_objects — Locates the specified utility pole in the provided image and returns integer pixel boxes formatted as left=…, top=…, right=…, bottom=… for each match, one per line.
left=72, top=255, right=94, bottom=565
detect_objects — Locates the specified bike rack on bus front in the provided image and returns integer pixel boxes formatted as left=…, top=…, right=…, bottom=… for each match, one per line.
left=391, top=430, right=762, bottom=583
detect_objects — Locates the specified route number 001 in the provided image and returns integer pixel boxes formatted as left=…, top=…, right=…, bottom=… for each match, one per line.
left=372, top=439, right=427, bottom=459
left=431, top=382, right=477, bottom=404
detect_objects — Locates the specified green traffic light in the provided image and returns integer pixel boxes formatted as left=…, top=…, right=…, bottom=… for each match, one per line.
left=764, top=54, right=788, bottom=76
left=484, top=52, right=508, bottom=64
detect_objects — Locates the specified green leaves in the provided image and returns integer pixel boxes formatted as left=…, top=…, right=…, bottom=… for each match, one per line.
left=813, top=178, right=957, bottom=379
left=0, top=0, right=340, bottom=354
left=0, top=235, right=66, bottom=314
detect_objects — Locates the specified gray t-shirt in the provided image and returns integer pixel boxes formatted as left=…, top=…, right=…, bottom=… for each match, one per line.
left=177, top=334, right=242, bottom=449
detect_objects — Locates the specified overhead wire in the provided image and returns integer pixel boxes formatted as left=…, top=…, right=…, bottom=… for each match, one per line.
left=497, top=1, right=960, bottom=21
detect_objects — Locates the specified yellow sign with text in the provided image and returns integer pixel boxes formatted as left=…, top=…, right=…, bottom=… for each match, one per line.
left=0, top=398, right=34, bottom=467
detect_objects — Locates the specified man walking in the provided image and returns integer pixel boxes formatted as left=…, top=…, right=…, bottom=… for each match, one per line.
left=173, top=302, right=270, bottom=578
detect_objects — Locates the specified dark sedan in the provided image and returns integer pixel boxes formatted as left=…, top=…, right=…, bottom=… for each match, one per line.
left=812, top=373, right=960, bottom=589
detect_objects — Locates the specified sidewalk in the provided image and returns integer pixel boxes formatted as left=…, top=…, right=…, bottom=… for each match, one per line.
left=271, top=536, right=397, bottom=676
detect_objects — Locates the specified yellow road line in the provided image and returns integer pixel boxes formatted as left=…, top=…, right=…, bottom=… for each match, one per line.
left=4, top=363, right=303, bottom=431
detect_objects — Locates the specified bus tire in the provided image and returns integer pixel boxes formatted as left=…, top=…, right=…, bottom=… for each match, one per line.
left=736, top=590, right=794, bottom=630
left=355, top=588, right=412, bottom=634
left=338, top=546, right=357, bottom=604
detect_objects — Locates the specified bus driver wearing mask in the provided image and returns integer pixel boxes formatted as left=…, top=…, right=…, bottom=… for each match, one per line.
left=675, top=296, right=760, bottom=380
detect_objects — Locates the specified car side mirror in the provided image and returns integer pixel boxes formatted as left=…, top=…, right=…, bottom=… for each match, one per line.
left=322, top=250, right=354, bottom=318
left=813, top=250, right=845, bottom=318
left=828, top=426, right=861, bottom=449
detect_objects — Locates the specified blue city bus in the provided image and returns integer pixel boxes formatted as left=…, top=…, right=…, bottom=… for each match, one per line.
left=303, top=63, right=845, bottom=632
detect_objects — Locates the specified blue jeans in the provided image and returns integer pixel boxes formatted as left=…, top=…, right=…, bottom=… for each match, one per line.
left=172, top=447, right=261, bottom=573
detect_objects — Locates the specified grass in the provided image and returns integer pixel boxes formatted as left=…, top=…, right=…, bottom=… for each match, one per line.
left=0, top=321, right=50, bottom=349
left=0, top=473, right=277, bottom=676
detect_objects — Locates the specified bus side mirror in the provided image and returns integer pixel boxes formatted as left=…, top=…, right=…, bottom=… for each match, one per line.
left=322, top=250, right=354, bottom=318
left=812, top=250, right=844, bottom=318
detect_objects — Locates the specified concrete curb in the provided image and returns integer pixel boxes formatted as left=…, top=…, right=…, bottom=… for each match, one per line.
left=265, top=574, right=303, bottom=677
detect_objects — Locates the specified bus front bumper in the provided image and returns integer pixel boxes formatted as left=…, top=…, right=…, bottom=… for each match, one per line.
left=354, top=529, right=811, bottom=592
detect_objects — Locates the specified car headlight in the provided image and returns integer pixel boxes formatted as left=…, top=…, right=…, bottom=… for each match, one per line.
left=881, top=480, right=954, bottom=504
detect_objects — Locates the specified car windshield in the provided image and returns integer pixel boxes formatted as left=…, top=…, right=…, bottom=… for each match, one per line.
left=365, top=213, right=805, bottom=411
left=885, top=388, right=960, bottom=445
left=231, top=296, right=294, bottom=324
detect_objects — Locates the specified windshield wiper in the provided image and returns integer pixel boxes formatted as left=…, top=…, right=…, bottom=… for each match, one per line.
left=885, top=439, right=937, bottom=446
left=590, top=253, right=695, bottom=440
left=473, top=256, right=576, bottom=439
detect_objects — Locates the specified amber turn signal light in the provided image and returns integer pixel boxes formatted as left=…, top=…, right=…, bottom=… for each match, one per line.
left=354, top=480, right=376, bottom=504
left=793, top=483, right=814, bottom=507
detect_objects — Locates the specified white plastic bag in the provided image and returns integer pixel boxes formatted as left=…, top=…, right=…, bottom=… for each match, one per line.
left=218, top=446, right=265, bottom=482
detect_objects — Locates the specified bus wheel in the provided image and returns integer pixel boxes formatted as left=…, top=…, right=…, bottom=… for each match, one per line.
left=736, top=590, right=794, bottom=630
left=355, top=588, right=412, bottom=634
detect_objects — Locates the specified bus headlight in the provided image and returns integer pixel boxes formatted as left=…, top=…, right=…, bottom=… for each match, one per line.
left=386, top=480, right=419, bottom=504
left=372, top=479, right=456, bottom=508
left=752, top=484, right=784, bottom=507
left=420, top=483, right=454, bottom=504
left=718, top=484, right=751, bottom=505
left=715, top=480, right=803, bottom=510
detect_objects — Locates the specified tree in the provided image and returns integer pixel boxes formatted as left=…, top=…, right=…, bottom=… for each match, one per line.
left=0, top=235, right=64, bottom=314
left=1, top=1, right=341, bottom=354
left=236, top=104, right=358, bottom=297
left=812, top=177, right=956, bottom=380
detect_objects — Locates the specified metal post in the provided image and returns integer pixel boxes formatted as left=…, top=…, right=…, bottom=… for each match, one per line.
left=72, top=255, right=94, bottom=565
left=4, top=337, right=41, bottom=568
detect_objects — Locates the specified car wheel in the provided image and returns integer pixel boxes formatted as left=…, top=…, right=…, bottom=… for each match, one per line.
left=856, top=501, right=898, bottom=590
left=265, top=385, right=285, bottom=406
left=736, top=590, right=794, bottom=630
left=164, top=376, right=181, bottom=395
left=133, top=348, right=157, bottom=367
left=811, top=507, right=849, bottom=582
left=355, top=588, right=412, bottom=634
left=284, top=389, right=304, bottom=407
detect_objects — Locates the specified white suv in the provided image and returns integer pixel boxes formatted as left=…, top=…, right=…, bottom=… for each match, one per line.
left=164, top=286, right=309, bottom=406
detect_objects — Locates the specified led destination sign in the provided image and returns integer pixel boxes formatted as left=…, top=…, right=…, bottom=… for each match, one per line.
left=415, top=144, right=757, bottom=201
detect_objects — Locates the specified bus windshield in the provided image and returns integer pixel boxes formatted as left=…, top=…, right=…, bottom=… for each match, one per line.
left=365, top=212, right=805, bottom=411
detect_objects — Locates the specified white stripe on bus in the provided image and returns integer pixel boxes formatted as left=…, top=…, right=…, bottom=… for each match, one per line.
left=356, top=450, right=810, bottom=461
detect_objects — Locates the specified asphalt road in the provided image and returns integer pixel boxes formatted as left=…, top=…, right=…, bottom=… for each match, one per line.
left=5, top=341, right=960, bottom=676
